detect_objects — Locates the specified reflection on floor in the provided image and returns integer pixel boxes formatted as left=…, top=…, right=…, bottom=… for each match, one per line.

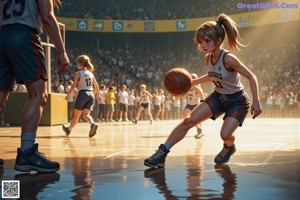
left=0, top=118, right=299, bottom=199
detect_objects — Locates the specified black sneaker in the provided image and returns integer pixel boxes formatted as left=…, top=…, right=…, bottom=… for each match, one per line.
left=132, top=120, right=137, bottom=124
left=214, top=144, right=236, bottom=165
left=144, top=144, right=169, bottom=168
left=89, top=124, right=98, bottom=137
left=14, top=143, right=60, bottom=173
left=0, top=158, right=3, bottom=168
left=62, top=125, right=71, bottom=136
left=194, top=128, right=204, bottom=139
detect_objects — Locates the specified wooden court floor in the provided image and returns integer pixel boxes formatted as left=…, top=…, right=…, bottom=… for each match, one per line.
left=0, top=118, right=299, bottom=200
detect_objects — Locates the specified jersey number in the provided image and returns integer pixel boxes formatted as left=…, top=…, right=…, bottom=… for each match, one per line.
left=2, top=0, right=25, bottom=19
left=213, top=81, right=223, bottom=88
left=85, top=78, right=92, bottom=87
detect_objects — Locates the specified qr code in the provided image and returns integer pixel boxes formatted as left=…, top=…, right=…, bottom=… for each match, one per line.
left=2, top=180, right=20, bottom=198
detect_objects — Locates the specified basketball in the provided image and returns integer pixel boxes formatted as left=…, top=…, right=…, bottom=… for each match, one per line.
left=164, top=68, right=192, bottom=96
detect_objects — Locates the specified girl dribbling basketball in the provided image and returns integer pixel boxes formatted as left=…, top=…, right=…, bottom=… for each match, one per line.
left=144, top=14, right=262, bottom=168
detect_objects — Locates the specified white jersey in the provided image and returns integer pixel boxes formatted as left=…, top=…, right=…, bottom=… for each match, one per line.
left=99, top=90, right=106, bottom=105
left=129, top=94, right=135, bottom=106
left=118, top=90, right=129, bottom=104
left=207, top=49, right=244, bottom=94
left=77, top=70, right=94, bottom=91
left=65, top=85, right=74, bottom=102
left=187, top=87, right=200, bottom=105
left=140, top=91, right=150, bottom=104
left=153, top=95, right=162, bottom=105
left=0, top=0, right=43, bottom=33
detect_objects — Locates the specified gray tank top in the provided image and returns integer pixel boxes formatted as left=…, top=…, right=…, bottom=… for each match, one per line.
left=207, top=49, right=244, bottom=94
left=77, top=70, right=94, bottom=91
left=0, top=0, right=42, bottom=33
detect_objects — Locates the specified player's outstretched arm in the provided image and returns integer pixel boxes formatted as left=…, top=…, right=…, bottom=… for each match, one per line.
left=38, top=0, right=69, bottom=74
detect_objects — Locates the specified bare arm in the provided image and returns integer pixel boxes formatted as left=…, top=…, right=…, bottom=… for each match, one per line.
left=224, top=53, right=262, bottom=119
left=92, top=77, right=102, bottom=102
left=38, top=0, right=69, bottom=74
left=192, top=74, right=211, bottom=86
left=65, top=72, right=79, bottom=100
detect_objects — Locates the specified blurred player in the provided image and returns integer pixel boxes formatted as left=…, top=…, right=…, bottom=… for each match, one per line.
left=132, top=84, right=153, bottom=124
left=184, top=73, right=205, bottom=139
left=144, top=14, right=262, bottom=168
left=0, top=0, right=69, bottom=172
left=62, top=55, right=102, bottom=137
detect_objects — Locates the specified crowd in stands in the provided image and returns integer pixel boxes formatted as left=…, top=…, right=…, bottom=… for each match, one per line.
left=46, top=29, right=300, bottom=120
left=55, top=0, right=265, bottom=20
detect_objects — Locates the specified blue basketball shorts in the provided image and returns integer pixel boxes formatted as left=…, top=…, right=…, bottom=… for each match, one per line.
left=74, top=90, right=95, bottom=111
left=203, top=90, right=250, bottom=126
left=185, top=104, right=197, bottom=111
left=0, top=25, right=47, bottom=90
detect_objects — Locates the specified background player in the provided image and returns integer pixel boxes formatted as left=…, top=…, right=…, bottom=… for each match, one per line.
left=184, top=73, right=205, bottom=139
left=132, top=84, right=154, bottom=124
left=0, top=0, right=69, bottom=172
left=144, top=13, right=262, bottom=168
left=62, top=55, right=101, bottom=137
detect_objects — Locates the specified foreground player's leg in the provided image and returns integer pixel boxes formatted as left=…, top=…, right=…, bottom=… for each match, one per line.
left=144, top=103, right=212, bottom=168
left=0, top=89, right=10, bottom=168
left=15, top=79, right=59, bottom=173
left=214, top=117, right=239, bottom=165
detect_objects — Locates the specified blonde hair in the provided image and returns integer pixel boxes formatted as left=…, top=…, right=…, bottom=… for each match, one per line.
left=194, top=14, right=244, bottom=52
left=76, top=55, right=95, bottom=72
left=140, top=84, right=146, bottom=89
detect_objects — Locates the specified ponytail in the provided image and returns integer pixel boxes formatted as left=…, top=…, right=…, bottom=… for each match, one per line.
left=194, top=13, right=244, bottom=52
left=76, top=55, right=95, bottom=72
left=217, top=14, right=245, bottom=51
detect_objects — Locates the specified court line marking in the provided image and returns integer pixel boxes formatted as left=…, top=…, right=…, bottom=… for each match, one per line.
left=262, top=142, right=285, bottom=164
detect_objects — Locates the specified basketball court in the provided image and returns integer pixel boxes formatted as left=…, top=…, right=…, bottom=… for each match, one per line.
left=0, top=118, right=299, bottom=199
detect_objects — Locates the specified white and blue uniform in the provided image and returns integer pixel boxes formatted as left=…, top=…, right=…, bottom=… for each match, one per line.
left=75, top=70, right=95, bottom=111
left=140, top=91, right=150, bottom=109
left=185, top=87, right=201, bottom=110
left=203, top=49, right=249, bottom=126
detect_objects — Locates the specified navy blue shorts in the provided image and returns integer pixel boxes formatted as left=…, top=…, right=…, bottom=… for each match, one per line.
left=185, top=104, right=197, bottom=111
left=74, top=90, right=95, bottom=111
left=0, top=25, right=47, bottom=89
left=140, top=103, right=149, bottom=109
left=203, top=90, right=249, bottom=126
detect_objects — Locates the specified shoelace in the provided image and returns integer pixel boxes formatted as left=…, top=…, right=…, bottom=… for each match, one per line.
left=151, top=150, right=165, bottom=159
left=219, top=147, right=230, bottom=157
left=34, top=151, right=49, bottom=161
left=219, top=94, right=228, bottom=103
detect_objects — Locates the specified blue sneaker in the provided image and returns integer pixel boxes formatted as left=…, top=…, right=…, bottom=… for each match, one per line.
left=89, top=124, right=98, bottom=138
left=14, top=143, right=60, bottom=173
left=214, top=144, right=236, bottom=165
left=144, top=144, right=169, bottom=168
left=0, top=158, right=3, bottom=168
left=62, top=125, right=71, bottom=136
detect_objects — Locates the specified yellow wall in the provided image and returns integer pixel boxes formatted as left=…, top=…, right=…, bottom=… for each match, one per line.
left=57, top=8, right=299, bottom=33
